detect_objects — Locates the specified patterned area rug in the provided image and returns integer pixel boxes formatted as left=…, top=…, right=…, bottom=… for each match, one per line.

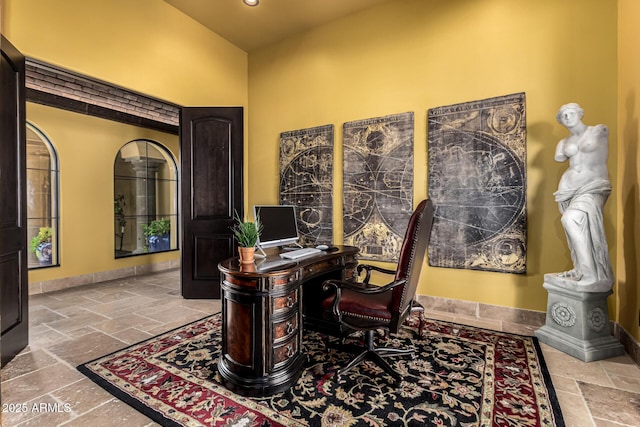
left=77, top=313, right=564, bottom=426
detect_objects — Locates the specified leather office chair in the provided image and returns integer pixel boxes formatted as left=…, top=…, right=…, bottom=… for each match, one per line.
left=322, top=198, right=435, bottom=383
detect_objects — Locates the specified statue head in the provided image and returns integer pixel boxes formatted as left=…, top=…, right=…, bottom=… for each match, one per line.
left=556, top=103, right=584, bottom=124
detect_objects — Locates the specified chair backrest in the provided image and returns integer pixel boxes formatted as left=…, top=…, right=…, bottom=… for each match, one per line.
left=390, top=198, right=435, bottom=330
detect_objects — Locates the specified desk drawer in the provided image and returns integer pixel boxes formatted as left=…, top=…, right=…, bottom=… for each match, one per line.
left=273, top=336, right=298, bottom=367
left=273, top=313, right=298, bottom=342
left=272, top=289, right=298, bottom=314
left=302, top=258, right=339, bottom=279
left=269, top=271, right=298, bottom=288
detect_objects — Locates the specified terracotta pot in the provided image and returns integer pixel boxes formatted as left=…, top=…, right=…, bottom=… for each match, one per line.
left=238, top=246, right=255, bottom=264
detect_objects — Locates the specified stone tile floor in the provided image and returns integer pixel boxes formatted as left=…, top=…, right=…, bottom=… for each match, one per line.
left=1, top=269, right=639, bottom=426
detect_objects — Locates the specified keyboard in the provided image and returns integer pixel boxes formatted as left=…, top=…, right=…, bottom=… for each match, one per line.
left=279, top=247, right=322, bottom=260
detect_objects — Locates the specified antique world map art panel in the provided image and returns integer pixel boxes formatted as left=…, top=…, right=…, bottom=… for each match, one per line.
left=280, top=124, right=334, bottom=245
left=343, top=112, right=414, bottom=262
left=428, top=93, right=527, bottom=273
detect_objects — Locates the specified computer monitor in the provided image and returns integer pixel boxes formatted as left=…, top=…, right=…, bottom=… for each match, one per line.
left=253, top=205, right=300, bottom=252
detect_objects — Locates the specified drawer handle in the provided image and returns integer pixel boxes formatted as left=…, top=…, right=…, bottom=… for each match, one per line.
left=286, top=296, right=294, bottom=308
left=286, top=345, right=294, bottom=357
left=286, top=322, right=294, bottom=334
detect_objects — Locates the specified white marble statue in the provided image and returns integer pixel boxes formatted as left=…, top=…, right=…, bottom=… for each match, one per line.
left=545, top=103, right=614, bottom=293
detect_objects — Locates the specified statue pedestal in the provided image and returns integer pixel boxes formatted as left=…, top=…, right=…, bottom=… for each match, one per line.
left=535, top=281, right=624, bottom=362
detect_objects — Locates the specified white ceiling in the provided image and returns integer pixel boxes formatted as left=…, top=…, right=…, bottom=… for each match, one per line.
left=163, top=0, right=393, bottom=52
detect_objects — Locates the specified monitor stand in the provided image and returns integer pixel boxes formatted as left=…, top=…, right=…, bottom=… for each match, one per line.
left=255, top=241, right=303, bottom=259
left=281, top=242, right=303, bottom=251
left=255, top=245, right=267, bottom=259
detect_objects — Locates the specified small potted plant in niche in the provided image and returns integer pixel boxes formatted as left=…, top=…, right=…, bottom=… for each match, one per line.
left=230, top=211, right=262, bottom=264
left=29, top=226, right=53, bottom=265
left=142, top=218, right=171, bottom=253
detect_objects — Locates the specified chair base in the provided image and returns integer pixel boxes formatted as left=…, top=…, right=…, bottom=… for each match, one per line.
left=334, top=330, right=414, bottom=384
left=409, top=300, right=426, bottom=337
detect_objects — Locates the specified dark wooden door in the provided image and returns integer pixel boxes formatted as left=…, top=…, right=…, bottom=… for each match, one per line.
left=180, top=107, right=243, bottom=298
left=0, top=35, right=28, bottom=367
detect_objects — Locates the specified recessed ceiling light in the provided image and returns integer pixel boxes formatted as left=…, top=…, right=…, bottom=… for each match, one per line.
left=243, top=0, right=259, bottom=6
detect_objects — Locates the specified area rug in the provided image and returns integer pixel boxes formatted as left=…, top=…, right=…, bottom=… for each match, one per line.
left=77, top=313, right=564, bottom=426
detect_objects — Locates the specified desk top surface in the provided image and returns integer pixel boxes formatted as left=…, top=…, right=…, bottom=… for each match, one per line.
left=218, top=245, right=358, bottom=276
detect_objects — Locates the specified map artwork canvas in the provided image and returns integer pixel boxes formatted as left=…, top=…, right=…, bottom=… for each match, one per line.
left=343, top=112, right=414, bottom=262
left=280, top=125, right=334, bottom=245
left=428, top=93, right=527, bottom=274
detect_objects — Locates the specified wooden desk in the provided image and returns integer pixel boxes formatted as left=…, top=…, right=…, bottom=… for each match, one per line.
left=217, top=246, right=358, bottom=396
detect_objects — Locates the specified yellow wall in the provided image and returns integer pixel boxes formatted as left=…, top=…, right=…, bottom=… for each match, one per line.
left=27, top=103, right=179, bottom=284
left=5, top=0, right=634, bottom=339
left=248, top=0, right=619, bottom=313
left=4, top=0, right=248, bottom=284
left=3, top=0, right=247, bottom=106
left=617, top=0, right=640, bottom=340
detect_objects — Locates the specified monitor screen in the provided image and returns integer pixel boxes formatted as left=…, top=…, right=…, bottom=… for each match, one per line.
left=253, top=205, right=299, bottom=249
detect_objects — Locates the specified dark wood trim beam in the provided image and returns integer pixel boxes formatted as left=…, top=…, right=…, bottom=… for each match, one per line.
left=26, top=88, right=179, bottom=135
left=25, top=57, right=180, bottom=135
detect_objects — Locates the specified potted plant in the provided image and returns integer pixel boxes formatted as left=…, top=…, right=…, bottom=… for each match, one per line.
left=30, top=226, right=53, bottom=265
left=230, top=211, right=262, bottom=264
left=142, top=218, right=171, bottom=252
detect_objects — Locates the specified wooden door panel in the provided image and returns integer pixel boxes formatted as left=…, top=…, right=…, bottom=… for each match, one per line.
left=193, top=236, right=234, bottom=279
left=1, top=35, right=28, bottom=366
left=192, top=119, right=232, bottom=218
left=0, top=255, right=22, bottom=329
left=181, top=107, right=243, bottom=299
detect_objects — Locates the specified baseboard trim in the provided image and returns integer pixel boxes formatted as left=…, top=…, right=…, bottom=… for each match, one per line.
left=615, top=323, right=640, bottom=366
left=28, top=259, right=180, bottom=295
left=417, top=294, right=640, bottom=366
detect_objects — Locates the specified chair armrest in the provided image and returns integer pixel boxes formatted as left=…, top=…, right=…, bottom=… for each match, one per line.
left=323, top=278, right=406, bottom=295
left=357, top=264, right=396, bottom=285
